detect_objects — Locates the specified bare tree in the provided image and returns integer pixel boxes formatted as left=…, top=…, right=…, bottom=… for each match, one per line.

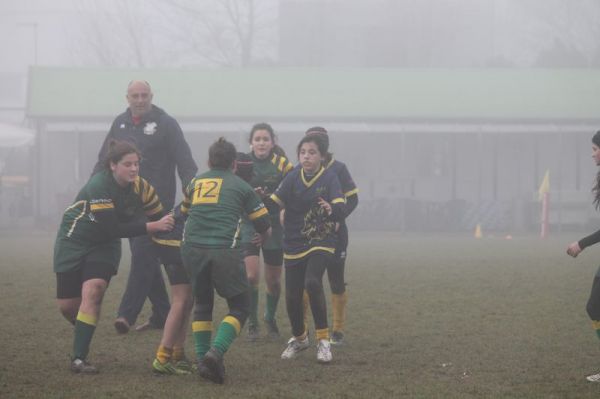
left=155, top=0, right=277, bottom=67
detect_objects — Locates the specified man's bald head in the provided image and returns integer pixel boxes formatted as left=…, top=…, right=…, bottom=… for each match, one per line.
left=126, top=80, right=153, bottom=117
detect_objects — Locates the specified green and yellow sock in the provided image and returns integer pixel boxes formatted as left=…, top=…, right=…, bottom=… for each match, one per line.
left=73, top=311, right=97, bottom=360
left=212, top=316, right=241, bottom=356
left=316, top=327, right=330, bottom=341
left=264, top=291, right=280, bottom=322
left=192, top=321, right=212, bottom=358
left=332, top=292, right=347, bottom=333
left=249, top=285, right=259, bottom=326
left=156, top=345, right=172, bottom=365
left=593, top=320, right=600, bottom=340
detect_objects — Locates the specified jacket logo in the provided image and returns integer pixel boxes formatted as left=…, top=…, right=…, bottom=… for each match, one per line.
left=143, top=122, right=157, bottom=135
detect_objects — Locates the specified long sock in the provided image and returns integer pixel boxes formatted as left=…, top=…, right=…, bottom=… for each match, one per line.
left=332, top=292, right=347, bottom=333
left=212, top=316, right=241, bottom=356
left=73, top=311, right=97, bottom=360
left=192, top=321, right=212, bottom=358
left=302, top=290, right=310, bottom=331
left=156, top=345, right=172, bottom=364
left=593, top=320, right=600, bottom=339
left=265, top=291, right=280, bottom=322
left=315, top=327, right=329, bottom=341
left=172, top=346, right=185, bottom=362
left=249, top=285, right=259, bottom=326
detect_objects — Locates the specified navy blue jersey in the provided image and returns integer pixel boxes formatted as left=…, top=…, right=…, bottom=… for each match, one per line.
left=271, top=166, right=345, bottom=263
left=326, top=158, right=358, bottom=199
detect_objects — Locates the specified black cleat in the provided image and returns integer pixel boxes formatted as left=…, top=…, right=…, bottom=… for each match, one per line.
left=71, top=358, right=98, bottom=374
left=198, top=348, right=225, bottom=384
left=330, top=331, right=345, bottom=346
left=264, top=318, right=280, bottom=340
left=246, top=323, right=260, bottom=342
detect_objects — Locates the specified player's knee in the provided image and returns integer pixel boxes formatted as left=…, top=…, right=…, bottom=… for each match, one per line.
left=304, top=277, right=323, bottom=296
left=267, top=279, right=281, bottom=295
left=329, top=280, right=345, bottom=295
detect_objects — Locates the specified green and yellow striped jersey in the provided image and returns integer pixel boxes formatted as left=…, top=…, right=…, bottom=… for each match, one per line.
left=182, top=168, right=270, bottom=248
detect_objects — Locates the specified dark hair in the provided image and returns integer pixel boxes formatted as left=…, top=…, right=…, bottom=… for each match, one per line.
left=593, top=131, right=600, bottom=208
left=103, top=140, right=141, bottom=169
left=209, top=137, right=237, bottom=169
left=249, top=122, right=275, bottom=143
left=305, top=126, right=331, bottom=163
left=296, top=134, right=328, bottom=160
left=235, top=152, right=254, bottom=182
left=272, top=144, right=287, bottom=157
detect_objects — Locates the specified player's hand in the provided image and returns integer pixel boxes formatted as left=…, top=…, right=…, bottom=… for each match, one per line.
left=251, top=232, right=264, bottom=247
left=566, top=241, right=582, bottom=258
left=147, top=214, right=174, bottom=233
left=318, top=197, right=332, bottom=215
left=254, top=187, right=267, bottom=198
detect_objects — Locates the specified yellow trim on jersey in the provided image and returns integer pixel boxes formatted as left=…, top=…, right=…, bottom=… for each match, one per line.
left=325, top=158, right=335, bottom=169
left=192, top=321, right=213, bottom=332
left=284, top=246, right=335, bottom=260
left=248, top=207, right=268, bottom=221
left=90, top=203, right=114, bottom=211
left=133, top=176, right=141, bottom=194
left=146, top=203, right=163, bottom=216
left=331, top=197, right=345, bottom=204
left=270, top=194, right=284, bottom=207
left=593, top=320, right=600, bottom=330
left=223, top=316, right=242, bottom=335
left=301, top=166, right=325, bottom=188
left=345, top=188, right=359, bottom=197
left=77, top=311, right=98, bottom=326
left=152, top=237, right=181, bottom=247
left=65, top=200, right=87, bottom=238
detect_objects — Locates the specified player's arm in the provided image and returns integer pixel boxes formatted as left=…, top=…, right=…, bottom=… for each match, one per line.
left=134, top=177, right=166, bottom=220
left=91, top=200, right=173, bottom=238
left=339, top=164, right=359, bottom=218
left=567, top=229, right=600, bottom=257
left=167, top=118, right=198, bottom=188
left=327, top=176, right=346, bottom=222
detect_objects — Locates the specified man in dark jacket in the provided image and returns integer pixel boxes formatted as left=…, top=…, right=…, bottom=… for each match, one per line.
left=93, top=80, right=198, bottom=333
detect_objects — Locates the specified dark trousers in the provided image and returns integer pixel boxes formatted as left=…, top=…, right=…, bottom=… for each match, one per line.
left=117, top=235, right=170, bottom=326
left=286, top=253, right=330, bottom=337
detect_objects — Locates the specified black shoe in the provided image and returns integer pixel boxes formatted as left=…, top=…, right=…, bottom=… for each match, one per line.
left=264, top=318, right=280, bottom=340
left=198, top=348, right=225, bottom=384
left=246, top=323, right=259, bottom=342
left=330, top=331, right=345, bottom=346
left=114, top=317, right=130, bottom=334
left=71, top=358, right=98, bottom=374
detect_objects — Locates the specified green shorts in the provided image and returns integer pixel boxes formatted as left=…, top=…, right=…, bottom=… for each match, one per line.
left=53, top=235, right=121, bottom=274
left=181, top=242, right=248, bottom=299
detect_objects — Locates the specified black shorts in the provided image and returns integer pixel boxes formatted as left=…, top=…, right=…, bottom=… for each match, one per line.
left=164, top=262, right=190, bottom=285
left=56, top=261, right=113, bottom=299
left=242, top=244, right=283, bottom=266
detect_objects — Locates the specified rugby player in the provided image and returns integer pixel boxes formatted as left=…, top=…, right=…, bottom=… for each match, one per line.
left=54, top=140, right=174, bottom=374
left=241, top=123, right=293, bottom=341
left=271, top=134, right=346, bottom=363
left=181, top=138, right=271, bottom=384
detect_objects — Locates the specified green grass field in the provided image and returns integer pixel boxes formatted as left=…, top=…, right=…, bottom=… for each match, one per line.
left=2, top=232, right=600, bottom=398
